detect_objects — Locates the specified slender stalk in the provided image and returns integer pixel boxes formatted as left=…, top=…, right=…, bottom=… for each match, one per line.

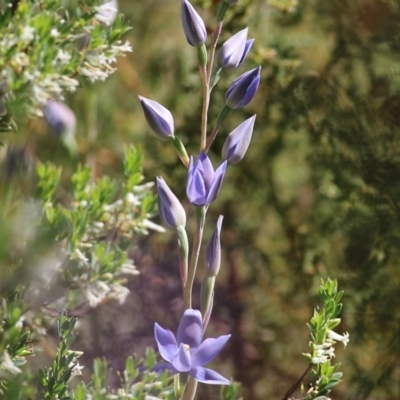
left=199, top=65, right=209, bottom=150
left=207, top=22, right=223, bottom=85
left=204, top=124, right=220, bottom=152
left=183, top=206, right=206, bottom=309
left=280, top=364, right=312, bottom=400
left=182, top=377, right=198, bottom=400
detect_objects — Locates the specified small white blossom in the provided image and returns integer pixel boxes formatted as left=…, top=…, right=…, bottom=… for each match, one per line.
left=109, top=284, right=130, bottom=304
left=1, top=352, right=22, bottom=375
left=125, top=192, right=140, bottom=206
left=50, top=29, right=60, bottom=38
left=55, top=49, right=71, bottom=64
left=21, top=26, right=35, bottom=44
left=69, top=362, right=84, bottom=378
left=120, top=262, right=140, bottom=275
left=141, top=218, right=166, bottom=233
left=111, top=40, right=133, bottom=53
left=327, top=330, right=350, bottom=347
left=311, top=355, right=329, bottom=365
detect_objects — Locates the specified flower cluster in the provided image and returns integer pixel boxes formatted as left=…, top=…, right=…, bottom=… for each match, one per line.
left=0, top=0, right=131, bottom=123
left=137, top=0, right=263, bottom=396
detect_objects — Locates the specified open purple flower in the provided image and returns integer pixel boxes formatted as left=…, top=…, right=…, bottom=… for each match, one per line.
left=186, top=152, right=227, bottom=206
left=217, top=28, right=254, bottom=70
left=154, top=309, right=231, bottom=385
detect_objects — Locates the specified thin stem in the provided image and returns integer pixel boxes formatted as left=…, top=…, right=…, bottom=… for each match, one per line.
left=207, top=22, right=223, bottom=85
left=182, top=377, right=198, bottom=400
left=183, top=206, right=206, bottom=309
left=281, top=364, right=312, bottom=400
left=204, top=124, right=220, bottom=152
left=199, top=65, right=209, bottom=150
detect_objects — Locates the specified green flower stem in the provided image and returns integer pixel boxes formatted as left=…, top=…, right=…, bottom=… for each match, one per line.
left=182, top=377, right=198, bottom=400
left=176, top=226, right=189, bottom=287
left=199, top=63, right=209, bottom=151
left=183, top=206, right=206, bottom=309
left=207, top=22, right=223, bottom=86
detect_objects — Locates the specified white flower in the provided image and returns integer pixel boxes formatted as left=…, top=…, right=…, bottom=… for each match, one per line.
left=1, top=352, right=22, bottom=375
left=69, top=361, right=84, bottom=378
left=141, top=218, right=166, bottom=233
left=21, top=26, right=35, bottom=44
left=327, top=330, right=350, bottom=347
left=50, top=29, right=60, bottom=38
left=73, top=248, right=89, bottom=266
left=111, top=40, right=133, bottom=53
left=55, top=49, right=71, bottom=64
left=109, top=284, right=130, bottom=304
left=120, top=262, right=140, bottom=275
left=311, top=355, right=329, bottom=365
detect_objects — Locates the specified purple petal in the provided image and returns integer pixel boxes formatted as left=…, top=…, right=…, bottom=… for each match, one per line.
left=187, top=168, right=207, bottom=205
left=205, top=216, right=224, bottom=276
left=44, top=100, right=76, bottom=136
left=237, top=74, right=260, bottom=108
left=154, top=323, right=178, bottom=363
left=191, top=335, right=231, bottom=367
left=206, top=161, right=227, bottom=204
left=172, top=343, right=192, bottom=372
left=176, top=309, right=203, bottom=348
left=198, top=152, right=214, bottom=191
left=217, top=28, right=248, bottom=69
left=225, top=67, right=261, bottom=109
left=238, top=38, right=254, bottom=67
left=189, top=366, right=231, bottom=385
left=181, top=0, right=207, bottom=46
left=149, top=362, right=177, bottom=374
left=139, top=96, right=174, bottom=140
left=222, top=115, right=256, bottom=164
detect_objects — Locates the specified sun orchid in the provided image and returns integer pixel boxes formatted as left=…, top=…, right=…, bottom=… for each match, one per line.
left=186, top=152, right=227, bottom=206
left=154, top=309, right=231, bottom=385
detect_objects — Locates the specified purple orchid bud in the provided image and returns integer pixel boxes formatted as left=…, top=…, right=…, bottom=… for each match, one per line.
left=181, top=0, right=207, bottom=47
left=225, top=66, right=261, bottom=109
left=139, top=96, right=174, bottom=141
left=156, top=177, right=186, bottom=230
left=186, top=152, right=227, bottom=206
left=217, top=28, right=254, bottom=70
left=43, top=100, right=76, bottom=136
left=222, top=115, right=256, bottom=164
left=153, top=309, right=231, bottom=384
left=205, top=216, right=223, bottom=276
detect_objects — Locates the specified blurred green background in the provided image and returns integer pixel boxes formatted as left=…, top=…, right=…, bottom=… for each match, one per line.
left=3, top=0, right=400, bottom=399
